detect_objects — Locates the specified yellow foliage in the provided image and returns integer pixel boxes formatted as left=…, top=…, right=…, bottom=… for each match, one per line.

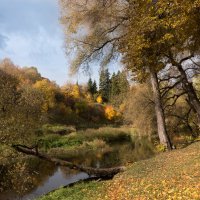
left=85, top=92, right=93, bottom=102
left=96, top=95, right=103, bottom=104
left=33, top=79, right=57, bottom=112
left=119, top=103, right=126, bottom=112
left=71, top=84, right=80, bottom=98
left=105, top=105, right=117, bottom=120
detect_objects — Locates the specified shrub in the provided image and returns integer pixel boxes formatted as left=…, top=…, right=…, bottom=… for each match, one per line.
left=155, top=144, right=166, bottom=152
left=104, top=105, right=117, bottom=120
left=37, top=134, right=83, bottom=150
left=76, top=127, right=131, bottom=143
left=41, top=124, right=76, bottom=135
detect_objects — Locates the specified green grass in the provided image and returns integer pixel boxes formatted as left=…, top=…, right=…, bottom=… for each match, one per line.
left=47, top=139, right=112, bottom=160
left=37, top=134, right=83, bottom=149
left=75, top=127, right=131, bottom=143
left=35, top=127, right=133, bottom=160
left=38, top=141, right=200, bottom=200
left=37, top=127, right=132, bottom=150
left=38, top=181, right=105, bottom=200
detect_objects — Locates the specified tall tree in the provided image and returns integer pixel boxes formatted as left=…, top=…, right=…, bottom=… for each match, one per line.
left=123, top=0, right=200, bottom=127
left=87, top=77, right=93, bottom=94
left=59, top=0, right=172, bottom=149
left=118, top=71, right=129, bottom=95
left=110, top=71, right=129, bottom=106
left=110, top=72, right=119, bottom=98
left=99, top=68, right=110, bottom=102
left=0, top=69, right=19, bottom=116
left=87, top=78, right=97, bottom=96
left=92, top=80, right=97, bottom=95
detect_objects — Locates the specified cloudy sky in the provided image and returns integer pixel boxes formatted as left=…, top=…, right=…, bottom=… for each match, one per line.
left=0, top=0, right=120, bottom=85
left=0, top=0, right=84, bottom=85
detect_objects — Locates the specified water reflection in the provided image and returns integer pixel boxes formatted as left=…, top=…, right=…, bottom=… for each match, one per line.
left=0, top=165, right=88, bottom=200
left=22, top=167, right=89, bottom=200
left=0, top=139, right=154, bottom=200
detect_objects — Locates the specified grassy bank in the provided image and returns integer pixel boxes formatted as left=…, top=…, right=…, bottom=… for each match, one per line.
left=38, top=127, right=132, bottom=148
left=38, top=141, right=200, bottom=200
left=36, top=127, right=133, bottom=159
left=35, top=127, right=155, bottom=165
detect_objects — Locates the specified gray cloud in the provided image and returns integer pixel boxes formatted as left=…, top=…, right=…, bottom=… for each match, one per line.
left=0, top=0, right=71, bottom=85
left=0, top=0, right=106, bottom=85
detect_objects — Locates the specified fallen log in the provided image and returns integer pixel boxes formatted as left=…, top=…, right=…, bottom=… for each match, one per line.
left=12, top=144, right=125, bottom=178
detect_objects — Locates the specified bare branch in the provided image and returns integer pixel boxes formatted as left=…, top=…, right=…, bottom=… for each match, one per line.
left=93, top=35, right=125, bottom=52
left=179, top=54, right=194, bottom=64
left=158, top=75, right=181, bottom=83
left=184, top=67, right=199, bottom=72
left=190, top=59, right=200, bottom=68
left=164, top=91, right=186, bottom=105
left=160, top=80, right=182, bottom=98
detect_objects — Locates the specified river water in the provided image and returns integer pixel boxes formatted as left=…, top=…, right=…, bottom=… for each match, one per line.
left=0, top=166, right=89, bottom=200
left=0, top=141, right=154, bottom=200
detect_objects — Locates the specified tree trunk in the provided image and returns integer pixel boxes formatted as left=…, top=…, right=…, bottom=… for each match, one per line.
left=149, top=68, right=172, bottom=150
left=12, top=144, right=125, bottom=178
left=176, top=64, right=200, bottom=127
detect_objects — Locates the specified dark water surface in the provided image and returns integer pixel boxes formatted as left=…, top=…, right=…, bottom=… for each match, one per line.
left=22, top=168, right=89, bottom=200
left=0, top=141, right=154, bottom=200
left=0, top=166, right=89, bottom=200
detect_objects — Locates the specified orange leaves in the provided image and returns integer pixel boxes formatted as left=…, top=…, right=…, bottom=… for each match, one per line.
left=104, top=105, right=118, bottom=121
left=95, top=143, right=200, bottom=200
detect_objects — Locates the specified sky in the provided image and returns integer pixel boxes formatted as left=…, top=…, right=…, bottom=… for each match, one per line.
left=0, top=0, right=121, bottom=86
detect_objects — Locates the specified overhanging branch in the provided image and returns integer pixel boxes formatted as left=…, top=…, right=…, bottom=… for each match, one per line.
left=179, top=54, right=194, bottom=64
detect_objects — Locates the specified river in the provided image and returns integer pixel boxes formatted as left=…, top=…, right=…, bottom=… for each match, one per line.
left=0, top=140, right=154, bottom=200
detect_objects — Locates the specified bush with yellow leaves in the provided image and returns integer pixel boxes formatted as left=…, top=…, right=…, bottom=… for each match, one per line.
left=96, top=95, right=103, bottom=104
left=104, top=105, right=119, bottom=121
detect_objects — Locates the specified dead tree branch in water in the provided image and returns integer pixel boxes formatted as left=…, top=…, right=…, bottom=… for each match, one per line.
left=12, top=144, right=125, bottom=178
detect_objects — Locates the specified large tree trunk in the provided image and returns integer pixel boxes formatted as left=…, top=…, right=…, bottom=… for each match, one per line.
left=149, top=68, right=172, bottom=150
left=176, top=64, right=200, bottom=127
left=12, top=144, right=125, bottom=178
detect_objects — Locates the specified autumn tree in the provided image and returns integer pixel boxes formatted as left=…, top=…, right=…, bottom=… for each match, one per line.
left=123, top=83, right=156, bottom=137
left=123, top=0, right=200, bottom=128
left=0, top=58, right=21, bottom=79
left=0, top=69, right=44, bottom=144
left=0, top=58, right=42, bottom=84
left=21, top=67, right=42, bottom=84
left=59, top=0, right=172, bottom=148
left=19, top=85, right=45, bottom=120
left=0, top=70, right=19, bottom=115
left=33, top=79, right=58, bottom=112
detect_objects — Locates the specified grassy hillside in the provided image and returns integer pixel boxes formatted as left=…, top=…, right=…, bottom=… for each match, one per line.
left=38, top=141, right=200, bottom=200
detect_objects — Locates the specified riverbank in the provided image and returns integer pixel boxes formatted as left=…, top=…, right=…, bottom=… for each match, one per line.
left=38, top=141, right=200, bottom=200
left=36, top=127, right=154, bottom=164
left=0, top=127, right=156, bottom=199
